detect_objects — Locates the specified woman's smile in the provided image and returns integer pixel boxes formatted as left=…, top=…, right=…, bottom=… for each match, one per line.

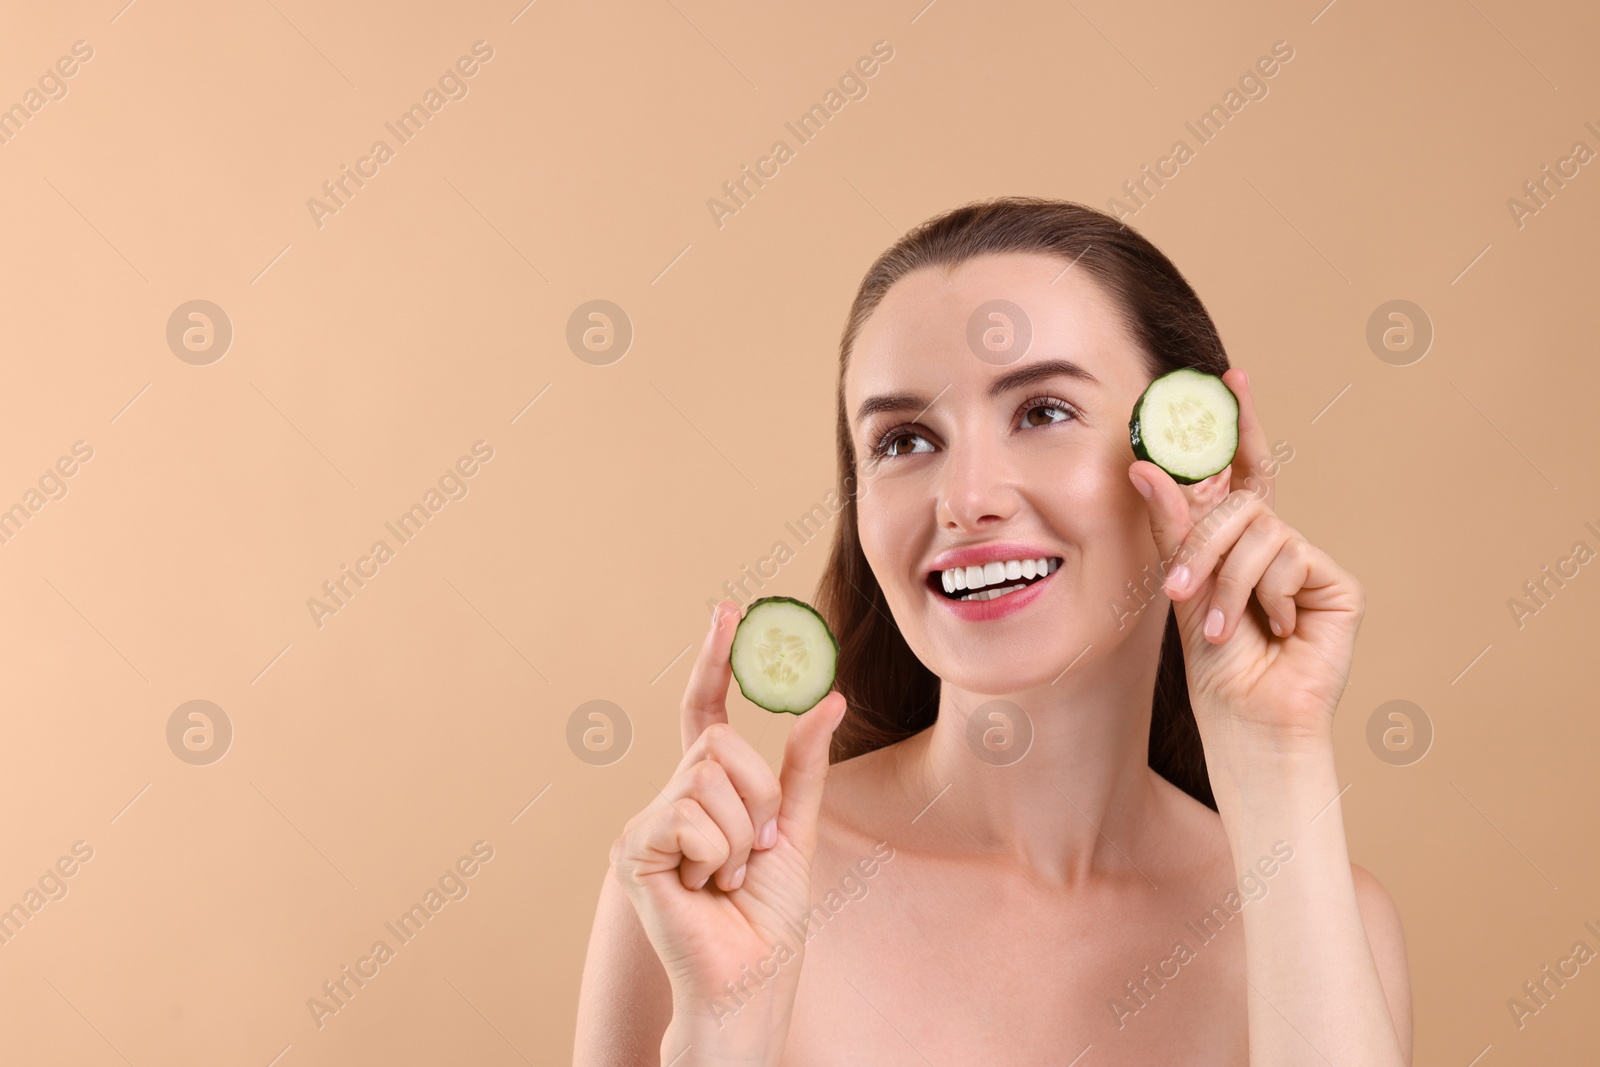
left=923, top=543, right=1066, bottom=620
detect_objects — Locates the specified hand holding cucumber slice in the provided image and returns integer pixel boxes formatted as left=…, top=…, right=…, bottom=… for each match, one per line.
left=729, top=596, right=839, bottom=714
left=1129, top=368, right=1240, bottom=485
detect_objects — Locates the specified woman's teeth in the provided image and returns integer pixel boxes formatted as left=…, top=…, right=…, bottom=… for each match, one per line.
left=959, top=584, right=1027, bottom=602
left=938, top=557, right=1060, bottom=601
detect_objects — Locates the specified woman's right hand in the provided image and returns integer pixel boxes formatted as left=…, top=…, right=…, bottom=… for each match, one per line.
left=609, top=599, right=848, bottom=1060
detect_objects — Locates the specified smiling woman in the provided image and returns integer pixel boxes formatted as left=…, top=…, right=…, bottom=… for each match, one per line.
left=577, top=196, right=1413, bottom=1067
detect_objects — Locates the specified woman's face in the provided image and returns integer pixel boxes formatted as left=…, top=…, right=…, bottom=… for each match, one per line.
left=846, top=251, right=1166, bottom=693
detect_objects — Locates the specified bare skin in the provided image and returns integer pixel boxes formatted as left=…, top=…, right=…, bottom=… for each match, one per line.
left=782, top=739, right=1254, bottom=1064
left=577, top=252, right=1413, bottom=1066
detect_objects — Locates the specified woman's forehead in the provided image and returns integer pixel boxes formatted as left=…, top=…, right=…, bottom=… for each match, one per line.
left=847, top=256, right=1142, bottom=400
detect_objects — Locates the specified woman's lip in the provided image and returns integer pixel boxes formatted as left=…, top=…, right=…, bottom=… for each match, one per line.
left=926, top=564, right=1056, bottom=621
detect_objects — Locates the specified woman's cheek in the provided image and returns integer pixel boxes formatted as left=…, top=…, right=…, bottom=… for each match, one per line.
left=1049, top=466, right=1150, bottom=592
left=1041, top=459, right=1116, bottom=530
left=855, top=495, right=902, bottom=584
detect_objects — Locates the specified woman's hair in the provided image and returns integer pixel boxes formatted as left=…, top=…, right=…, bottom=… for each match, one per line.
left=814, top=195, right=1229, bottom=811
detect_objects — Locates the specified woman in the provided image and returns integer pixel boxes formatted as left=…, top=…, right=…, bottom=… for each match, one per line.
left=574, top=196, right=1412, bottom=1065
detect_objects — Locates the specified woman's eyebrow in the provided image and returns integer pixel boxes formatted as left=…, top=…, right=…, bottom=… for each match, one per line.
left=853, top=358, right=1100, bottom=426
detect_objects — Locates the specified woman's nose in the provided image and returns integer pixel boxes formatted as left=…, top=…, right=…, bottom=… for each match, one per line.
left=936, top=433, right=1018, bottom=530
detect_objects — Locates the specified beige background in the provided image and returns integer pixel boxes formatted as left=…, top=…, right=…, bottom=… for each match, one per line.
left=0, top=0, right=1595, bottom=1062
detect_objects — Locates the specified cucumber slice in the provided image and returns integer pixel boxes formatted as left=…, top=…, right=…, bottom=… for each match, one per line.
left=1129, top=368, right=1240, bottom=484
left=728, top=596, right=839, bottom=715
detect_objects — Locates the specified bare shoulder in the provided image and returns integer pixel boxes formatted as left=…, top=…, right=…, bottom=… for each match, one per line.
left=571, top=860, right=672, bottom=1067
left=1151, top=782, right=1413, bottom=1061
left=1350, top=861, right=1414, bottom=1063
left=817, top=734, right=922, bottom=834
left=1146, top=771, right=1236, bottom=873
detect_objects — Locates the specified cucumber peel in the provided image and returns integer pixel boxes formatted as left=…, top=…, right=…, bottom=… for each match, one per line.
left=1129, top=368, right=1240, bottom=485
left=728, top=596, right=839, bottom=715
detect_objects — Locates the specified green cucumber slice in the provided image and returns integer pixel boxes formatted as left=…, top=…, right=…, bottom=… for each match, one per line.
left=1129, top=368, right=1240, bottom=484
left=728, top=596, right=839, bottom=715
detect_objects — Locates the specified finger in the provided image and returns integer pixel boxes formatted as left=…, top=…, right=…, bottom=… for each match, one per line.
left=1162, top=489, right=1273, bottom=603
left=680, top=721, right=783, bottom=853
left=626, top=795, right=729, bottom=891
left=667, top=759, right=755, bottom=891
left=1205, top=513, right=1292, bottom=642
left=680, top=600, right=739, bottom=753
left=775, top=691, right=849, bottom=862
left=1257, top=538, right=1319, bottom=637
left=1222, top=368, right=1275, bottom=510
left=1128, top=458, right=1195, bottom=565
left=1129, top=447, right=1233, bottom=603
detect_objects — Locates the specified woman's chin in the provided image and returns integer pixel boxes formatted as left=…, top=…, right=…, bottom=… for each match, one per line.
left=930, top=658, right=1075, bottom=698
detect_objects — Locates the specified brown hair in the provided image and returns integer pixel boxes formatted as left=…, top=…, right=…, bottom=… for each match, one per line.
left=814, top=195, right=1228, bottom=810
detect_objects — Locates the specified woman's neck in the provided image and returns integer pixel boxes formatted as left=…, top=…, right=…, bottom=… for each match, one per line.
left=890, top=652, right=1166, bottom=888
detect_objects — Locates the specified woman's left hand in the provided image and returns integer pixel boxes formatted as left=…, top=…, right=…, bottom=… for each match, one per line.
left=1127, top=367, right=1364, bottom=747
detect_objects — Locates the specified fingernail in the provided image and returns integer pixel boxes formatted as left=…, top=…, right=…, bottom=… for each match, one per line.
left=710, top=602, right=724, bottom=630
left=1166, top=564, right=1190, bottom=592
left=1205, top=607, right=1224, bottom=638
left=758, top=818, right=777, bottom=849
left=730, top=863, right=747, bottom=889
left=1270, top=618, right=1283, bottom=636
left=1130, top=472, right=1153, bottom=499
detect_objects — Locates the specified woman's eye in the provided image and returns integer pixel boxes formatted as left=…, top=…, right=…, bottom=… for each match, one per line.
left=877, top=431, right=933, bottom=458
left=1022, top=400, right=1078, bottom=428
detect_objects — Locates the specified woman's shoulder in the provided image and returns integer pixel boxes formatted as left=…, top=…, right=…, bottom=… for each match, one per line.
left=813, top=733, right=926, bottom=856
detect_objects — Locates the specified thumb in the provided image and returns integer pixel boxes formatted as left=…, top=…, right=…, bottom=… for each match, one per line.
left=1128, top=459, right=1194, bottom=563
left=774, top=691, right=848, bottom=860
